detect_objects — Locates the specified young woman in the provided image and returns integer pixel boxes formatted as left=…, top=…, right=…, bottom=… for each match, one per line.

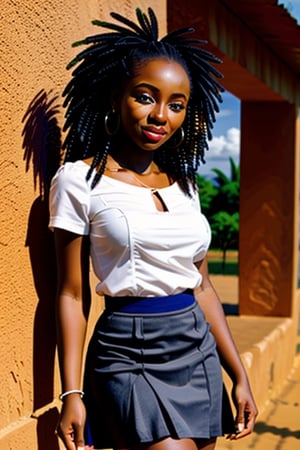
left=49, top=8, right=257, bottom=450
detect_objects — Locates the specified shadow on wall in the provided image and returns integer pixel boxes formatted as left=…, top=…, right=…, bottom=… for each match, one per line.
left=22, top=90, right=62, bottom=450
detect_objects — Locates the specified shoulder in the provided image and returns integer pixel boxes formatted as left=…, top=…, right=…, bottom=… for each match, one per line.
left=52, top=161, right=90, bottom=187
left=49, top=161, right=92, bottom=234
left=50, top=160, right=92, bottom=209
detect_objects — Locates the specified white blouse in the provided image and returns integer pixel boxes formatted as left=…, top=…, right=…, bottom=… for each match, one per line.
left=49, top=161, right=211, bottom=297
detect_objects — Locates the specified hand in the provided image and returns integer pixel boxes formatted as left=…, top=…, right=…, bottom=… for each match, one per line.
left=56, top=394, right=91, bottom=450
left=226, top=380, right=258, bottom=440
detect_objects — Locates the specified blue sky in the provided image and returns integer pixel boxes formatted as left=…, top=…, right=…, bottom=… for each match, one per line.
left=283, top=0, right=300, bottom=22
left=200, top=0, right=300, bottom=178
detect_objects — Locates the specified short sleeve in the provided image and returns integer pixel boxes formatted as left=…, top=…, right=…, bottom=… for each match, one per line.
left=49, top=162, right=90, bottom=235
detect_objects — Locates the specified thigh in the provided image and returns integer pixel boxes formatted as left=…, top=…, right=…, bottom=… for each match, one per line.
left=196, top=438, right=217, bottom=450
left=117, top=437, right=217, bottom=450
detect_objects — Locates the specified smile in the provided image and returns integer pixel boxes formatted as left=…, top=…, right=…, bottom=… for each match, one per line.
left=142, top=127, right=167, bottom=143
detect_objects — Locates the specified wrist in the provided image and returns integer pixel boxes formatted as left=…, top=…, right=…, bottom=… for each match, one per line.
left=232, top=372, right=249, bottom=386
left=59, top=389, right=84, bottom=401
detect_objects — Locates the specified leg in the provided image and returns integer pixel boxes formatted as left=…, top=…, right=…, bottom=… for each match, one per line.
left=117, top=436, right=217, bottom=450
left=196, top=438, right=217, bottom=450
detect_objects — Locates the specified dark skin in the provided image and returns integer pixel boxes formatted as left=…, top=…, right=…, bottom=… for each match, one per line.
left=54, top=59, right=257, bottom=450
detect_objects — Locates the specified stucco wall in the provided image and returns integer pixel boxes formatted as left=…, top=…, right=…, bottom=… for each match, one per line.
left=1, top=1, right=299, bottom=449
left=0, top=1, right=166, bottom=449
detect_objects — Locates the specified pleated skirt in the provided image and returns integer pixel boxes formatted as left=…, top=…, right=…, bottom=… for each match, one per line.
left=83, top=300, right=233, bottom=449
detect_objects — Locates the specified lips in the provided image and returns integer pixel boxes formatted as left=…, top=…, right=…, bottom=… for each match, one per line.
left=142, top=126, right=167, bottom=143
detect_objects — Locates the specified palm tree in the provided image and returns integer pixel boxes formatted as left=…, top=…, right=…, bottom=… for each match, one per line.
left=212, top=156, right=240, bottom=184
left=196, top=157, right=240, bottom=273
left=211, top=157, right=239, bottom=215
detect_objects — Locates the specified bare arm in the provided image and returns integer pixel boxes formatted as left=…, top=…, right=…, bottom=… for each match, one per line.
left=194, top=257, right=258, bottom=439
left=54, top=228, right=91, bottom=450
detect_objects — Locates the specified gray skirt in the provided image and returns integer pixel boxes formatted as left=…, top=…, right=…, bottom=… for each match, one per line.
left=83, top=301, right=233, bottom=448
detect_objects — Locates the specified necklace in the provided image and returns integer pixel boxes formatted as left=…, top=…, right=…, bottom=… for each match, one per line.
left=106, top=155, right=160, bottom=176
left=107, top=165, right=162, bottom=193
left=105, top=155, right=169, bottom=211
left=106, top=155, right=162, bottom=189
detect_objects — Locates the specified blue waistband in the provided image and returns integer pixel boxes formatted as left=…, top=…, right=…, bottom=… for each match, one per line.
left=104, top=289, right=195, bottom=313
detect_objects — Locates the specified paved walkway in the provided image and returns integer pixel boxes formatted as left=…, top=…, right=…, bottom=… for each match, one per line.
left=211, top=275, right=300, bottom=450
left=216, top=352, right=300, bottom=450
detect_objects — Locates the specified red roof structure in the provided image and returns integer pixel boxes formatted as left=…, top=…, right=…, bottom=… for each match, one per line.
left=222, top=0, right=300, bottom=75
left=168, top=0, right=300, bottom=103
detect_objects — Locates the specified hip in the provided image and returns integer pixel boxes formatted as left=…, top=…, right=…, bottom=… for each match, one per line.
left=88, top=300, right=217, bottom=366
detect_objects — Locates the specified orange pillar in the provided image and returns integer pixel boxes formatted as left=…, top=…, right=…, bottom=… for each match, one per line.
left=239, top=101, right=299, bottom=317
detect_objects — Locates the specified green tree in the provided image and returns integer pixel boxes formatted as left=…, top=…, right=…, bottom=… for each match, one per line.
left=195, top=173, right=217, bottom=212
left=211, top=157, right=240, bottom=215
left=210, top=211, right=239, bottom=273
left=196, top=157, right=240, bottom=273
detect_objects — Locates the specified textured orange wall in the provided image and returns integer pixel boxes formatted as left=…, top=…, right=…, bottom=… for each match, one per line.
left=239, top=102, right=299, bottom=317
left=0, top=1, right=166, bottom=449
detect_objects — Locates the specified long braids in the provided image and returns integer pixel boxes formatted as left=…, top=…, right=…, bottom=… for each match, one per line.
left=62, top=7, right=223, bottom=194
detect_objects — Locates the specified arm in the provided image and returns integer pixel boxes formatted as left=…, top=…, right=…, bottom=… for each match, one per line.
left=194, top=257, right=258, bottom=439
left=54, top=228, right=91, bottom=450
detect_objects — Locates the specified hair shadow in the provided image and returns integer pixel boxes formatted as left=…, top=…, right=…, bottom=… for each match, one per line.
left=23, top=89, right=62, bottom=450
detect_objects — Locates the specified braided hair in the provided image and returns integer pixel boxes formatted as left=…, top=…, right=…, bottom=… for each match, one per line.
left=62, top=7, right=223, bottom=194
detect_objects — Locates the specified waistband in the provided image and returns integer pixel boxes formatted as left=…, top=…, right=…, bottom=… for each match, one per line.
left=104, top=289, right=195, bottom=314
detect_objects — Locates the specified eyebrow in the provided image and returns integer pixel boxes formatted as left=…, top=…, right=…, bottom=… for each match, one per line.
left=134, top=83, right=189, bottom=100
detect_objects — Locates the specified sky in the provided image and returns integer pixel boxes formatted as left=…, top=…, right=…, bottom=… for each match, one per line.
left=200, top=0, right=300, bottom=179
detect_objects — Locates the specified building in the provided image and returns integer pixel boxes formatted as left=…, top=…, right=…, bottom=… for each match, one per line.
left=0, top=1, right=299, bottom=448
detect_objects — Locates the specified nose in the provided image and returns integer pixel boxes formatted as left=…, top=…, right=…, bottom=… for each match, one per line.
left=148, top=103, right=167, bottom=124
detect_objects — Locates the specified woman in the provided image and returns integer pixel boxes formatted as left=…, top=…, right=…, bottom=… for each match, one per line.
left=49, top=7, right=257, bottom=450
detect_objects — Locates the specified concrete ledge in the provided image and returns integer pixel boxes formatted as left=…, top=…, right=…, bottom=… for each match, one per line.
left=0, top=301, right=297, bottom=449
left=0, top=405, right=61, bottom=450
left=224, top=316, right=297, bottom=414
left=0, top=416, right=37, bottom=450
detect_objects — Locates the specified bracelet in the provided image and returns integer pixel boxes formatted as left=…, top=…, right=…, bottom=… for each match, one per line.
left=59, top=389, right=84, bottom=401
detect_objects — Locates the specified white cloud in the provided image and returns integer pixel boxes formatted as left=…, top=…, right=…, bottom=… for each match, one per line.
left=217, top=109, right=233, bottom=118
left=208, top=127, right=240, bottom=159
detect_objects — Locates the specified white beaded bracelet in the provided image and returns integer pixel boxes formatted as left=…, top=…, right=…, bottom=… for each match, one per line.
left=59, top=389, right=84, bottom=401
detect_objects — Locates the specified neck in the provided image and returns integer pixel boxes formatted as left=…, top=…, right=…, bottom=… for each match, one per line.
left=109, top=149, right=157, bottom=175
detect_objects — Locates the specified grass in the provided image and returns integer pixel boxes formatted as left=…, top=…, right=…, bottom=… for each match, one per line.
left=207, top=250, right=239, bottom=275
left=207, top=250, right=300, bottom=282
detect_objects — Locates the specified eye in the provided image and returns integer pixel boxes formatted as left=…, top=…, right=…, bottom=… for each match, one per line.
left=135, top=93, right=154, bottom=104
left=169, top=102, right=186, bottom=113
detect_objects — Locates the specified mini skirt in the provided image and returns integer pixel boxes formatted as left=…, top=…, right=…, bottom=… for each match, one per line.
left=83, top=294, right=235, bottom=448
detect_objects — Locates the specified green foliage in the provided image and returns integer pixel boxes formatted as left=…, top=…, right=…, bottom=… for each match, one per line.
left=210, top=212, right=239, bottom=273
left=208, top=259, right=239, bottom=275
left=195, top=174, right=217, bottom=211
left=212, top=156, right=240, bottom=184
left=210, top=157, right=240, bottom=215
left=210, top=211, right=239, bottom=240
left=196, top=157, right=240, bottom=273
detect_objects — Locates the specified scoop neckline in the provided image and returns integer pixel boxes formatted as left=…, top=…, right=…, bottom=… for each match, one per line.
left=77, top=159, right=178, bottom=192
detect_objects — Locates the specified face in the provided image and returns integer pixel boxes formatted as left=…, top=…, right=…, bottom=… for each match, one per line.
left=116, top=59, right=190, bottom=152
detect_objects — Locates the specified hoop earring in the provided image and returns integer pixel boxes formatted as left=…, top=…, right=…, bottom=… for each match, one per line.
left=166, top=127, right=185, bottom=149
left=104, top=108, right=120, bottom=136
